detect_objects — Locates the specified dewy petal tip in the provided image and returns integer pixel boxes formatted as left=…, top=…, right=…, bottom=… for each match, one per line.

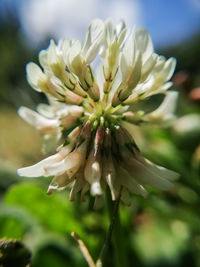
left=17, top=19, right=179, bottom=207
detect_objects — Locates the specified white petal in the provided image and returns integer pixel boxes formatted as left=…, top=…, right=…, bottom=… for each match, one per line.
left=45, top=136, right=88, bottom=176
left=135, top=28, right=153, bottom=62
left=123, top=155, right=174, bottom=190
left=68, top=40, right=82, bottom=65
left=37, top=104, right=55, bottom=118
left=57, top=39, right=64, bottom=51
left=95, top=64, right=104, bottom=99
left=116, top=19, right=126, bottom=35
left=82, top=19, right=104, bottom=63
left=18, top=136, right=77, bottom=178
left=117, top=27, right=128, bottom=48
left=39, top=49, right=49, bottom=69
left=147, top=82, right=173, bottom=97
left=45, top=150, right=81, bottom=176
left=128, top=52, right=142, bottom=90
left=118, top=166, right=148, bottom=197
left=62, top=39, right=72, bottom=64
left=69, top=173, right=85, bottom=201
left=47, top=174, right=74, bottom=193
left=162, top=57, right=176, bottom=81
left=107, top=69, right=122, bottom=104
left=148, top=91, right=178, bottom=121
left=140, top=53, right=157, bottom=82
left=26, top=62, right=45, bottom=91
left=91, top=181, right=102, bottom=196
left=102, top=155, right=118, bottom=200
left=84, top=159, right=102, bottom=190
left=141, top=158, right=179, bottom=181
left=123, top=31, right=135, bottom=67
left=160, top=81, right=173, bottom=91
left=118, top=52, right=142, bottom=101
left=18, top=106, right=58, bottom=131
left=48, top=39, right=58, bottom=65
left=84, top=149, right=102, bottom=196
left=17, top=154, right=62, bottom=177
left=153, top=55, right=166, bottom=73
left=119, top=53, right=129, bottom=81
left=104, top=19, right=115, bottom=45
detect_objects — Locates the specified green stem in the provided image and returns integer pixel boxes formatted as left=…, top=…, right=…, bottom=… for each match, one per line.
left=108, top=190, right=127, bottom=267
left=96, top=188, right=127, bottom=267
left=105, top=104, right=122, bottom=115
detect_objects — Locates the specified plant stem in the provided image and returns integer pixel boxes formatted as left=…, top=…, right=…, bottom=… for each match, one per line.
left=111, top=200, right=127, bottom=267
left=96, top=188, right=124, bottom=267
left=71, top=232, right=96, bottom=267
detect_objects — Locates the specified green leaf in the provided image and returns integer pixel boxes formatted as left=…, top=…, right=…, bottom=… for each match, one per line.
left=0, top=217, right=24, bottom=240
left=4, top=183, right=84, bottom=236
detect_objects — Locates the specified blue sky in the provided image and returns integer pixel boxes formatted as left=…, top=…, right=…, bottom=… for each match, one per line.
left=139, top=0, right=200, bottom=47
left=0, top=0, right=200, bottom=48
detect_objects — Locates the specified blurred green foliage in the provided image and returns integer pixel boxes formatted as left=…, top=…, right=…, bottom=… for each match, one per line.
left=0, top=12, right=200, bottom=267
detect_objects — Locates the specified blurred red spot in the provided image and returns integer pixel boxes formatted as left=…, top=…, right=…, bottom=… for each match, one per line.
left=189, top=88, right=200, bottom=101
left=134, top=212, right=153, bottom=226
left=172, top=71, right=189, bottom=86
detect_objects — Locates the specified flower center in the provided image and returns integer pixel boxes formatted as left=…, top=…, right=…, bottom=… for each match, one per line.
left=87, top=102, right=123, bottom=131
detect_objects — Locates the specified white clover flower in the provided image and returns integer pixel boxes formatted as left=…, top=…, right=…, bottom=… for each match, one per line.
left=18, top=19, right=179, bottom=208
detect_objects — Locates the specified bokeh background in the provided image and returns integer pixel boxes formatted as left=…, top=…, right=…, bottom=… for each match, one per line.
left=0, top=0, right=200, bottom=266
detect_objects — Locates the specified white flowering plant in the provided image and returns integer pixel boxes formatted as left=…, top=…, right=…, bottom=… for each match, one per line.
left=17, top=19, right=179, bottom=210
left=12, top=18, right=182, bottom=266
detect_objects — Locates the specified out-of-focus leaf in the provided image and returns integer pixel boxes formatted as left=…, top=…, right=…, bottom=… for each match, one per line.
left=4, top=183, right=84, bottom=236
left=0, top=204, right=40, bottom=240
left=0, top=218, right=24, bottom=240
left=0, top=203, right=85, bottom=267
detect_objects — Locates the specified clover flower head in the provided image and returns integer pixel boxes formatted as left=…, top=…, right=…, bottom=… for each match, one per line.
left=18, top=19, right=179, bottom=208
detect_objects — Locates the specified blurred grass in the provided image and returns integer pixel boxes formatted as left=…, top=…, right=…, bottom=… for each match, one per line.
left=0, top=107, right=42, bottom=167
